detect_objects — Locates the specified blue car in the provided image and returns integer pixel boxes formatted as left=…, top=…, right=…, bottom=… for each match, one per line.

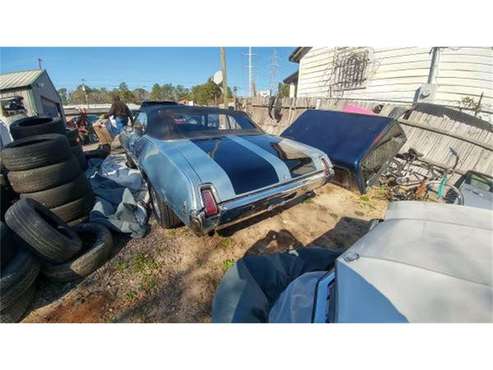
left=120, top=105, right=333, bottom=235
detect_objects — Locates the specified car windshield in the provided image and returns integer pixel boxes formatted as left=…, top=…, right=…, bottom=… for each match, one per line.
left=145, top=108, right=261, bottom=139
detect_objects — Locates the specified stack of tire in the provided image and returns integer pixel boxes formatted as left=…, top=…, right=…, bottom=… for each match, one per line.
left=2, top=131, right=95, bottom=226
left=1, top=198, right=113, bottom=322
left=66, top=127, right=88, bottom=171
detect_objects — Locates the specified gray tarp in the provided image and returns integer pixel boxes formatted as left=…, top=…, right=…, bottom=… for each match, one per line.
left=86, top=154, right=149, bottom=238
left=212, top=247, right=339, bottom=323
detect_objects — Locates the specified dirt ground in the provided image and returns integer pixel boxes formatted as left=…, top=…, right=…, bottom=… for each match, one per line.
left=22, top=183, right=388, bottom=323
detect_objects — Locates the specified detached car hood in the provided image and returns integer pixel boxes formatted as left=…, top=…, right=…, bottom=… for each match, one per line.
left=173, top=134, right=321, bottom=201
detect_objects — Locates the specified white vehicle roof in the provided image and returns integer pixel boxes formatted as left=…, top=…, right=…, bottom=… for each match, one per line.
left=335, top=201, right=493, bottom=323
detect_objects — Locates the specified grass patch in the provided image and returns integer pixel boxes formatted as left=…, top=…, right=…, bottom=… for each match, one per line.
left=359, top=195, right=370, bottom=202
left=126, top=291, right=137, bottom=301
left=223, top=259, right=235, bottom=272
left=115, top=260, right=129, bottom=273
left=217, top=238, right=233, bottom=249
left=131, top=253, right=158, bottom=274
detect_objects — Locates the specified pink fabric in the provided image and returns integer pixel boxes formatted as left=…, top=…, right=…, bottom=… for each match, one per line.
left=343, top=104, right=375, bottom=115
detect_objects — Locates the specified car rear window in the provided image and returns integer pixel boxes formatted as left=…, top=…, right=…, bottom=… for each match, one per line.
left=146, top=109, right=260, bottom=139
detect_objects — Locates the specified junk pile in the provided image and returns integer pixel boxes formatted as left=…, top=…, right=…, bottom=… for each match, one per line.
left=0, top=116, right=114, bottom=322
left=87, top=153, right=149, bottom=238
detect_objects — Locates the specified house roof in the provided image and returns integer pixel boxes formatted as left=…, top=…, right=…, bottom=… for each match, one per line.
left=283, top=71, right=298, bottom=84
left=0, top=69, right=44, bottom=91
left=288, top=47, right=311, bottom=63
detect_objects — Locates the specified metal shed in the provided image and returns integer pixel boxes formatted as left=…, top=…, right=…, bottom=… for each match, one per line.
left=0, top=69, right=65, bottom=123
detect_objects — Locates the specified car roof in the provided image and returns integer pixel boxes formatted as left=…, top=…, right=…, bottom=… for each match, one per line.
left=335, top=201, right=493, bottom=322
left=281, top=109, right=401, bottom=170
left=140, top=104, right=241, bottom=116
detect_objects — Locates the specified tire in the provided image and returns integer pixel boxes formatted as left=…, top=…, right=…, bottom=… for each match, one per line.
left=71, top=144, right=88, bottom=171
left=65, top=128, right=80, bottom=146
left=1, top=175, right=18, bottom=222
left=149, top=185, right=182, bottom=228
left=0, top=249, right=37, bottom=293
left=5, top=198, right=82, bottom=263
left=50, top=193, right=95, bottom=223
left=67, top=215, right=89, bottom=227
left=42, top=223, right=113, bottom=282
left=9, top=116, right=66, bottom=140
left=20, top=173, right=92, bottom=209
left=0, top=222, right=17, bottom=269
left=7, top=156, right=81, bottom=194
left=0, top=250, right=39, bottom=311
left=1, top=134, right=71, bottom=171
left=0, top=282, right=36, bottom=323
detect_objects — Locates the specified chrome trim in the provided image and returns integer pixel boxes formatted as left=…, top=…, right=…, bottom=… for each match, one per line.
left=190, top=171, right=329, bottom=234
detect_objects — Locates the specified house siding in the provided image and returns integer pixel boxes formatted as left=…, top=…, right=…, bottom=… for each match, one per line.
left=296, top=47, right=493, bottom=117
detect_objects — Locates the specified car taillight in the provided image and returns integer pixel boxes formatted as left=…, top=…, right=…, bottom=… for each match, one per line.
left=321, top=157, right=331, bottom=176
left=201, top=188, right=219, bottom=217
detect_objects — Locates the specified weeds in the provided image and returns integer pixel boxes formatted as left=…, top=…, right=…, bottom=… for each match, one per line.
left=223, top=259, right=235, bottom=272
left=217, top=238, right=233, bottom=249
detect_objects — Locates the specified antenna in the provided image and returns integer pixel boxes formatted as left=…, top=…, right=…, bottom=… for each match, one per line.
left=37, top=58, right=43, bottom=70
left=269, top=49, right=279, bottom=95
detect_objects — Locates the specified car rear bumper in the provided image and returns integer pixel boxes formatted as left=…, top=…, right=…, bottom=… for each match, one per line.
left=189, top=170, right=330, bottom=235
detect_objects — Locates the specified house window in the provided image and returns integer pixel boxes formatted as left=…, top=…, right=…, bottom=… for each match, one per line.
left=332, top=49, right=369, bottom=91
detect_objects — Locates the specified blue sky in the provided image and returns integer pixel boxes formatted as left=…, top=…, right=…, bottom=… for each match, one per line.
left=0, top=47, right=298, bottom=96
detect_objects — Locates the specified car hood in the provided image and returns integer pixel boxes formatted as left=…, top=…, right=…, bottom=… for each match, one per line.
left=172, top=134, right=323, bottom=201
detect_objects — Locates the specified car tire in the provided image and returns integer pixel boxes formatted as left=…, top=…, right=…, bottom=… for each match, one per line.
left=20, top=173, right=92, bottom=209
left=71, top=144, right=88, bottom=171
left=5, top=198, right=82, bottom=263
left=50, top=193, right=95, bottom=223
left=149, top=185, right=182, bottom=229
left=0, top=249, right=40, bottom=311
left=67, top=215, right=89, bottom=227
left=0, top=282, right=36, bottom=323
left=41, top=223, right=113, bottom=282
left=0, top=174, right=18, bottom=222
left=7, top=156, right=81, bottom=193
left=1, top=134, right=72, bottom=171
left=0, top=222, right=17, bottom=269
left=9, top=116, right=66, bottom=140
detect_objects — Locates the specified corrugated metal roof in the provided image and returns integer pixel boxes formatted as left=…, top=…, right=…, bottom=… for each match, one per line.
left=0, top=69, right=44, bottom=91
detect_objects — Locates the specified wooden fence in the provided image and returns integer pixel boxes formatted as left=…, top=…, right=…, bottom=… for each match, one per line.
left=239, top=97, right=493, bottom=183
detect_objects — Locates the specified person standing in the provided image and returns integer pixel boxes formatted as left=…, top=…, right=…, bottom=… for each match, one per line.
left=108, top=94, right=134, bottom=136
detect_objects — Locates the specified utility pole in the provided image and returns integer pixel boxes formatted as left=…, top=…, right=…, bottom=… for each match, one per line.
left=37, top=58, right=43, bottom=70
left=220, top=47, right=228, bottom=107
left=248, top=47, right=254, bottom=97
left=269, top=49, right=279, bottom=95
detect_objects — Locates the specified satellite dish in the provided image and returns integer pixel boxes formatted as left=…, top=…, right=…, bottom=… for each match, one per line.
left=213, top=70, right=223, bottom=85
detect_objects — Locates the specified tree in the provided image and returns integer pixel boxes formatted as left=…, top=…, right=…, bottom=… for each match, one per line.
left=175, top=85, right=191, bottom=100
left=57, top=88, right=69, bottom=104
left=133, top=88, right=149, bottom=103
left=191, top=79, right=222, bottom=105
left=150, top=83, right=162, bottom=100
left=278, top=83, right=290, bottom=98
left=116, top=82, right=135, bottom=103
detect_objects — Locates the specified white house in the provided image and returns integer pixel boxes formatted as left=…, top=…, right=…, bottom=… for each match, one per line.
left=287, top=47, right=493, bottom=120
